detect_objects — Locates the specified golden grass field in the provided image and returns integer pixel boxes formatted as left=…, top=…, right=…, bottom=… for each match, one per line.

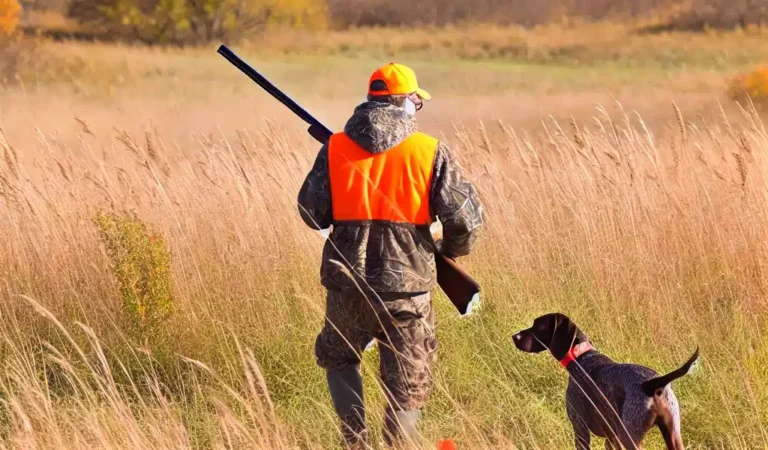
left=2, top=24, right=768, bottom=449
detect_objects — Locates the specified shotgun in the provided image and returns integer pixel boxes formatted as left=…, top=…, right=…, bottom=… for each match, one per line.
left=217, top=45, right=480, bottom=315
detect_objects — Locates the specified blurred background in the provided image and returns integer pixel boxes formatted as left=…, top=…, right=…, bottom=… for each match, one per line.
left=10, top=0, right=768, bottom=42
left=3, top=0, right=768, bottom=131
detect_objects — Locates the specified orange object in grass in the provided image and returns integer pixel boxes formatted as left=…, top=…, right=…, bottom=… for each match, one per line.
left=437, top=439, right=457, bottom=450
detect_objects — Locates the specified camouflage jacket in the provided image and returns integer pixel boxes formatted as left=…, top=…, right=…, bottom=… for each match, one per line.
left=298, top=101, right=483, bottom=293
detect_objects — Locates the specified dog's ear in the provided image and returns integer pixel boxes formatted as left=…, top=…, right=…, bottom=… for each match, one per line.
left=548, top=314, right=579, bottom=361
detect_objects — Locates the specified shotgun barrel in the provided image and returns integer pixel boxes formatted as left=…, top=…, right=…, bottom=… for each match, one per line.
left=216, top=45, right=332, bottom=143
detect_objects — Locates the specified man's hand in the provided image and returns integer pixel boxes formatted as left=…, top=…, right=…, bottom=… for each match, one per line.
left=433, top=239, right=456, bottom=261
left=430, top=221, right=443, bottom=242
left=431, top=222, right=457, bottom=260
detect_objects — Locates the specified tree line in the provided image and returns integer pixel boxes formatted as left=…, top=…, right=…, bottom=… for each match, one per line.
left=6, top=0, right=768, bottom=44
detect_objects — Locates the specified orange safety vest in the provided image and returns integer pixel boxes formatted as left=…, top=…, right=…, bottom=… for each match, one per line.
left=328, top=131, right=439, bottom=225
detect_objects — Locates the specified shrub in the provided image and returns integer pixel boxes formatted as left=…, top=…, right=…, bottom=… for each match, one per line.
left=728, top=66, right=768, bottom=106
left=67, top=0, right=328, bottom=44
left=94, top=211, right=174, bottom=341
left=269, top=0, right=328, bottom=30
left=326, top=0, right=677, bottom=28
left=0, top=0, right=21, bottom=36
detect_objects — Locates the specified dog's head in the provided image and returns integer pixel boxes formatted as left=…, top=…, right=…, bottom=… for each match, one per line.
left=512, top=313, right=589, bottom=361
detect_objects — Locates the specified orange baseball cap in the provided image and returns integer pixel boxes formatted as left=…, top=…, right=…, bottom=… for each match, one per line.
left=368, top=63, right=431, bottom=100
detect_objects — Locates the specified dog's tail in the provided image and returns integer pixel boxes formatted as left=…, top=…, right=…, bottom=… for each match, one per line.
left=641, top=348, right=700, bottom=397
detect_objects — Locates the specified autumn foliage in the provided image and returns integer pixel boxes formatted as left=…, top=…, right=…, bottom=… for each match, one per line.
left=728, top=66, right=768, bottom=106
left=67, top=0, right=328, bottom=44
left=0, top=0, right=21, bottom=36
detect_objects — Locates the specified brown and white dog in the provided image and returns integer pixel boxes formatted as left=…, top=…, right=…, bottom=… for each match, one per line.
left=513, top=313, right=699, bottom=450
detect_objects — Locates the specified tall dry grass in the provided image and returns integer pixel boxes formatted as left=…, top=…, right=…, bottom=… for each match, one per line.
left=2, top=41, right=768, bottom=449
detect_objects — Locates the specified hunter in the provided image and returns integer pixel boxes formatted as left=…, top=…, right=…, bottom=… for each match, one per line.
left=298, top=63, right=483, bottom=448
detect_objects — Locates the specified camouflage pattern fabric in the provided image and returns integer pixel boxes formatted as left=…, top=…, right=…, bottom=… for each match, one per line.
left=315, top=289, right=437, bottom=411
left=297, top=101, right=484, bottom=293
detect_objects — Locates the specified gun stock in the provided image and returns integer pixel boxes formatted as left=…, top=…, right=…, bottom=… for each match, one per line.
left=435, top=253, right=480, bottom=315
left=217, top=45, right=480, bottom=315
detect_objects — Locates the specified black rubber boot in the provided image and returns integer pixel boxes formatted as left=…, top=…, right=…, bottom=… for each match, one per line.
left=327, top=366, right=367, bottom=449
left=384, top=408, right=421, bottom=448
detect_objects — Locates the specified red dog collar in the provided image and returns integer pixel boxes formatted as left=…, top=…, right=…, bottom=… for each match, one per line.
left=560, top=342, right=595, bottom=368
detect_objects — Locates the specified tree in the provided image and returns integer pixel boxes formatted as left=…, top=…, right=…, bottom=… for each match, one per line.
left=0, top=0, right=22, bottom=36
left=68, top=0, right=190, bottom=44
left=184, top=0, right=272, bottom=43
left=67, top=0, right=327, bottom=44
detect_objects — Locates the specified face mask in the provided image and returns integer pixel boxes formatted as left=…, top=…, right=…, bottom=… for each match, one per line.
left=404, top=97, right=417, bottom=116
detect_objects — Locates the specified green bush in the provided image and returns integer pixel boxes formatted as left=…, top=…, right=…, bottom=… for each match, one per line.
left=94, top=211, right=174, bottom=341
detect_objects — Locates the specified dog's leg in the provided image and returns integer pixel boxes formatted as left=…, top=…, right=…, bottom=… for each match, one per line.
left=567, top=398, right=591, bottom=450
left=656, top=390, right=684, bottom=450
left=604, top=439, right=620, bottom=450
left=572, top=421, right=591, bottom=450
left=609, top=397, right=654, bottom=450
left=658, top=419, right=684, bottom=450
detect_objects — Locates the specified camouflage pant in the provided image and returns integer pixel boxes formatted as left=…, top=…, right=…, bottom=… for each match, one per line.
left=315, top=289, right=438, bottom=411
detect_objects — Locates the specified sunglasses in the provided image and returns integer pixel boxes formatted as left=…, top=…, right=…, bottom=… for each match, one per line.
left=409, top=93, right=424, bottom=111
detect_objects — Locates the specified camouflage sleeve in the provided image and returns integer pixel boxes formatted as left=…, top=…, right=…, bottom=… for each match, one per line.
left=429, top=142, right=484, bottom=258
left=297, top=145, right=333, bottom=230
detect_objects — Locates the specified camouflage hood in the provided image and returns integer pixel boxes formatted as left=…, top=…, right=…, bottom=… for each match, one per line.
left=343, top=101, right=417, bottom=154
